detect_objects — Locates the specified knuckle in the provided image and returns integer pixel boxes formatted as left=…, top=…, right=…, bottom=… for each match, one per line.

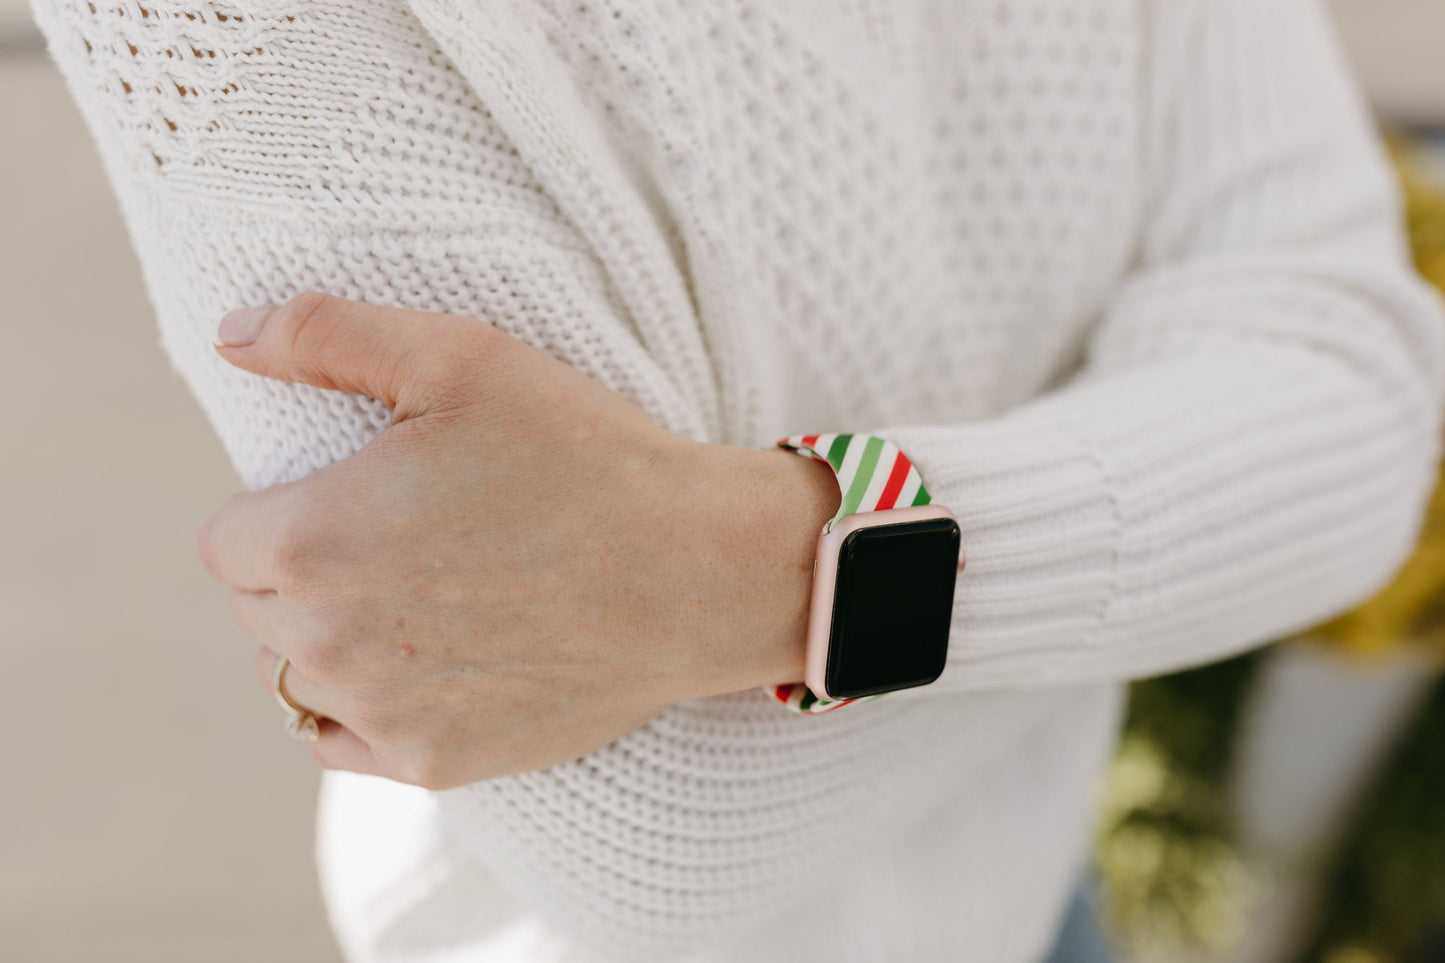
left=428, top=327, right=499, bottom=401
left=268, top=526, right=326, bottom=598
left=288, top=630, right=347, bottom=683
left=274, top=290, right=335, bottom=348
left=273, top=291, right=342, bottom=384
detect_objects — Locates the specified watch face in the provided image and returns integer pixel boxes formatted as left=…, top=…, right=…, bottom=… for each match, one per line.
left=825, top=516, right=961, bottom=700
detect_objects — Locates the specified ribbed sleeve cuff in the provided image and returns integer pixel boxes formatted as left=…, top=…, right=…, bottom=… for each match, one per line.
left=874, top=340, right=1439, bottom=694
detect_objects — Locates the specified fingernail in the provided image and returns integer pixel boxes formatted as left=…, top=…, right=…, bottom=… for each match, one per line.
left=216, top=306, right=271, bottom=346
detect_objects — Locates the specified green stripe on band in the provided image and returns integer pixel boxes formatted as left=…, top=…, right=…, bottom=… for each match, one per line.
left=838, top=435, right=883, bottom=517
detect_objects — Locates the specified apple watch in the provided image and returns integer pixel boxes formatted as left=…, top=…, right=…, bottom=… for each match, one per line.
left=768, top=433, right=963, bottom=714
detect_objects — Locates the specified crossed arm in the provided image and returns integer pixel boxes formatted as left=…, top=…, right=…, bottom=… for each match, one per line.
left=31, top=0, right=1445, bottom=957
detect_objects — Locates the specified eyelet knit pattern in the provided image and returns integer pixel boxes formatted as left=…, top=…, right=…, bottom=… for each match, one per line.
left=29, top=0, right=1445, bottom=960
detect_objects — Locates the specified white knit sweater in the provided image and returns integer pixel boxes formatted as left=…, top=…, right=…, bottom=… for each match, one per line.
left=31, top=0, right=1445, bottom=960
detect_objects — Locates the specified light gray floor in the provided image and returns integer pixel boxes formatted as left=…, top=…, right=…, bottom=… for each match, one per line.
left=1, top=53, right=343, bottom=963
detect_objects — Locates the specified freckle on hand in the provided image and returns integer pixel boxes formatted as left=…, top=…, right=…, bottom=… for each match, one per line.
left=395, top=616, right=406, bottom=630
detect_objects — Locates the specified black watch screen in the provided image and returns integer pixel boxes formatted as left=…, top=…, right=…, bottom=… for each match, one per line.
left=825, top=516, right=961, bottom=700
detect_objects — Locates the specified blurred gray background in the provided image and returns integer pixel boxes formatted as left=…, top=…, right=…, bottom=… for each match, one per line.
left=1, top=0, right=341, bottom=959
left=1, top=1, right=1441, bottom=961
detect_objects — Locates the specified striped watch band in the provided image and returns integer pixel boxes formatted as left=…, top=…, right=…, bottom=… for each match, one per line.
left=767, top=433, right=933, bottom=715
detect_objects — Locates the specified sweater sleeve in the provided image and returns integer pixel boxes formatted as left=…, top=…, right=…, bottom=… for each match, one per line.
left=868, top=0, right=1445, bottom=695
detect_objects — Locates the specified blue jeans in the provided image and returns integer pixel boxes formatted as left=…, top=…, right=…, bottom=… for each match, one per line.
left=1040, top=881, right=1114, bottom=963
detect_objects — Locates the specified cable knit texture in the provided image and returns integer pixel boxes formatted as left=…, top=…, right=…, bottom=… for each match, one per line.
left=29, top=0, right=1445, bottom=960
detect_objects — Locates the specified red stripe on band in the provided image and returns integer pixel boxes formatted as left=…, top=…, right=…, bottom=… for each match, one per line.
left=799, top=434, right=820, bottom=450
left=874, top=452, right=912, bottom=510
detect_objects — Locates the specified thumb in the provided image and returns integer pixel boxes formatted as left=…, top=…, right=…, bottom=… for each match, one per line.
left=214, top=291, right=488, bottom=418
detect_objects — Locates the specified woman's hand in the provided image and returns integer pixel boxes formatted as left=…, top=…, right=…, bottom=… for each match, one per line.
left=198, top=293, right=839, bottom=790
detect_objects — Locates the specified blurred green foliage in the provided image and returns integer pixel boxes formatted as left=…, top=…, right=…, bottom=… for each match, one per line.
left=1096, top=662, right=1445, bottom=963
left=1094, top=654, right=1261, bottom=955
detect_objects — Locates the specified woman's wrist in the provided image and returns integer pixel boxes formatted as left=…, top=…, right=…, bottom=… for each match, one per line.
left=673, top=439, right=840, bottom=700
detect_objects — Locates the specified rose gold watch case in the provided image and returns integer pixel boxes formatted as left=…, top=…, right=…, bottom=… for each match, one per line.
left=805, top=503, right=963, bottom=702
